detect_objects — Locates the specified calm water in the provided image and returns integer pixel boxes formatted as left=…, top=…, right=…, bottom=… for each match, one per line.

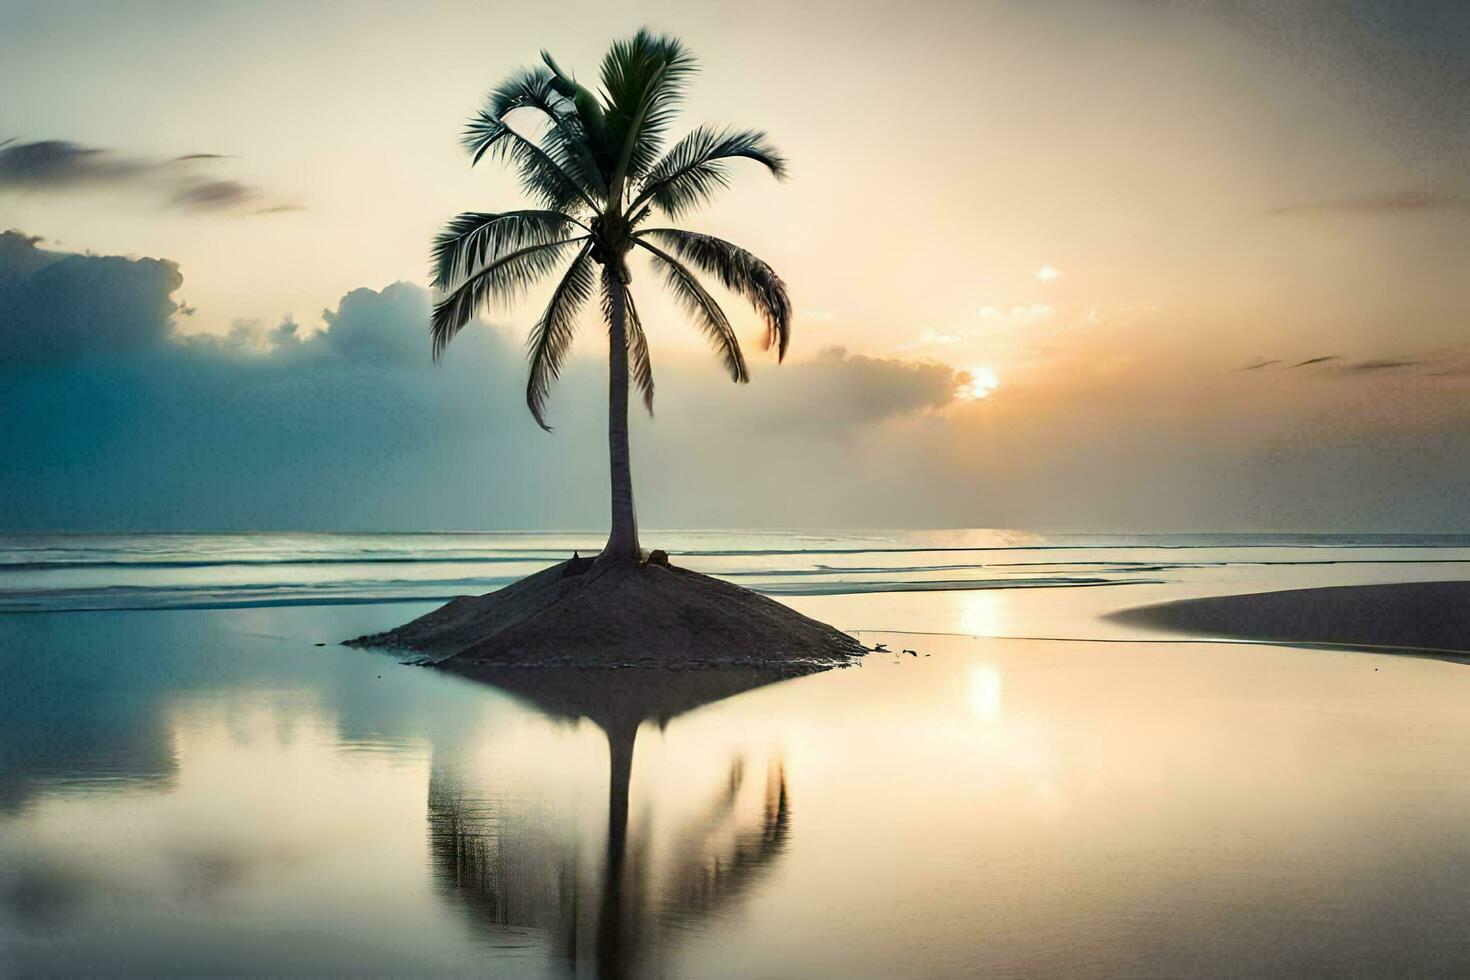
left=2, top=531, right=1469, bottom=976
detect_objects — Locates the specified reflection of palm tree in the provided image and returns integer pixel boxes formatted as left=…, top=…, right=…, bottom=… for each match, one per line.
left=596, top=749, right=789, bottom=980
left=427, top=772, right=580, bottom=955
left=430, top=30, right=791, bottom=566
left=658, top=759, right=791, bottom=930
left=425, top=666, right=796, bottom=977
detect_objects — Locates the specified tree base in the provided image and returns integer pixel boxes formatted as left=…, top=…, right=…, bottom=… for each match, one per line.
left=345, top=557, right=867, bottom=674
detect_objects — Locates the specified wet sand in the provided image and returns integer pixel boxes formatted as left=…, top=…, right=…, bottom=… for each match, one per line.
left=1111, top=580, right=1470, bottom=660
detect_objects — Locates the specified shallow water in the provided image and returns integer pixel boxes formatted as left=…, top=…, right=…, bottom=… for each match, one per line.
left=2, top=533, right=1469, bottom=976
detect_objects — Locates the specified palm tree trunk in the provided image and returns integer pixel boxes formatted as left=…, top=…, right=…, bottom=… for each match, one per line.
left=601, top=268, right=641, bottom=564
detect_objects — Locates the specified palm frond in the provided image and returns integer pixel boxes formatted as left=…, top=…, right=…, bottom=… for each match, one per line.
left=639, top=228, right=791, bottom=359
left=431, top=210, right=584, bottom=290
left=542, top=49, right=613, bottom=163
left=439, top=32, right=792, bottom=431
left=482, top=67, right=607, bottom=190
left=632, top=127, right=785, bottom=217
left=634, top=238, right=748, bottom=382
left=599, top=29, right=699, bottom=193
left=484, top=67, right=565, bottom=120
left=462, top=114, right=601, bottom=212
left=526, top=241, right=596, bottom=429
left=431, top=237, right=587, bottom=359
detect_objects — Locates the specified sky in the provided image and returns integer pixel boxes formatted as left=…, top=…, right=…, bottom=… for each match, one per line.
left=1, top=0, right=1467, bottom=531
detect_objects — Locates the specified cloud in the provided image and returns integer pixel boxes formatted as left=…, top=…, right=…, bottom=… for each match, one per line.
left=0, top=229, right=61, bottom=285
left=712, top=347, right=959, bottom=436
left=975, top=303, right=1054, bottom=325
left=1235, top=349, right=1470, bottom=379
left=0, top=233, right=964, bottom=530
left=1009, top=304, right=1053, bottom=322
left=1035, top=265, right=1063, bottom=281
left=905, top=302, right=1096, bottom=354
left=1338, top=357, right=1421, bottom=373
left=0, top=253, right=532, bottom=530
left=172, top=178, right=258, bottom=211
left=8, top=232, right=1470, bottom=534
left=0, top=230, right=182, bottom=368
left=0, top=140, right=149, bottom=189
left=898, top=329, right=961, bottom=350
left=1268, top=189, right=1470, bottom=216
left=0, top=139, right=298, bottom=216
left=318, top=282, right=435, bottom=365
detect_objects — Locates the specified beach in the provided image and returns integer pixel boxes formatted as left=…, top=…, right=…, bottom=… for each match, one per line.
left=3, top=530, right=1470, bottom=976
left=1113, top=581, right=1470, bottom=661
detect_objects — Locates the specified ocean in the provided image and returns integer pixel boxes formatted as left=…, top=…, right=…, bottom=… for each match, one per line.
left=6, top=529, right=1470, bottom=613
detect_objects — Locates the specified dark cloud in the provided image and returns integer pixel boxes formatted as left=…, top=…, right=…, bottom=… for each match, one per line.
left=0, top=257, right=534, bottom=530
left=0, top=139, right=296, bottom=216
left=1339, top=357, right=1421, bottom=373
left=0, top=229, right=63, bottom=287
left=7, top=232, right=1470, bottom=533
left=317, top=283, right=435, bottom=365
left=0, top=233, right=962, bottom=531
left=0, top=139, right=148, bottom=189
left=1324, top=349, right=1470, bottom=377
left=0, top=230, right=181, bottom=368
left=1237, top=351, right=1469, bottom=378
left=1268, top=189, right=1470, bottom=217
left=172, top=178, right=257, bottom=211
left=719, top=347, right=958, bottom=436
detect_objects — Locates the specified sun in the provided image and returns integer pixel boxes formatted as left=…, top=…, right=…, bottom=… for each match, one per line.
left=957, top=365, right=1000, bottom=401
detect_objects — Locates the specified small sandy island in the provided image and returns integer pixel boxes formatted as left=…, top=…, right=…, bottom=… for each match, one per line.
left=1111, top=581, right=1470, bottom=662
left=346, top=555, right=867, bottom=676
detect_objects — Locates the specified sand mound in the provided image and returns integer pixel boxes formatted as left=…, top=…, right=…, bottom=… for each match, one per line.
left=346, top=558, right=867, bottom=673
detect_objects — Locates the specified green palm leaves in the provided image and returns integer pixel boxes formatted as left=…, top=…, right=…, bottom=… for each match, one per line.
left=525, top=242, right=597, bottom=428
left=430, top=29, right=790, bottom=428
left=430, top=211, right=584, bottom=290
left=638, top=228, right=791, bottom=360
left=634, top=128, right=786, bottom=217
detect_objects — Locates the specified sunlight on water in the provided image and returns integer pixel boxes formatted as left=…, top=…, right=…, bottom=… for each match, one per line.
left=967, top=663, right=1005, bottom=722
left=957, top=587, right=1007, bottom=638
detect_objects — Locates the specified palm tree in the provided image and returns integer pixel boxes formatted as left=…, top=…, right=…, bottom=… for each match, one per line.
left=430, top=29, right=790, bottom=567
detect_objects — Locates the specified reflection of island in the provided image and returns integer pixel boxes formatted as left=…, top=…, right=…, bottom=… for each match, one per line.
left=427, top=666, right=796, bottom=978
